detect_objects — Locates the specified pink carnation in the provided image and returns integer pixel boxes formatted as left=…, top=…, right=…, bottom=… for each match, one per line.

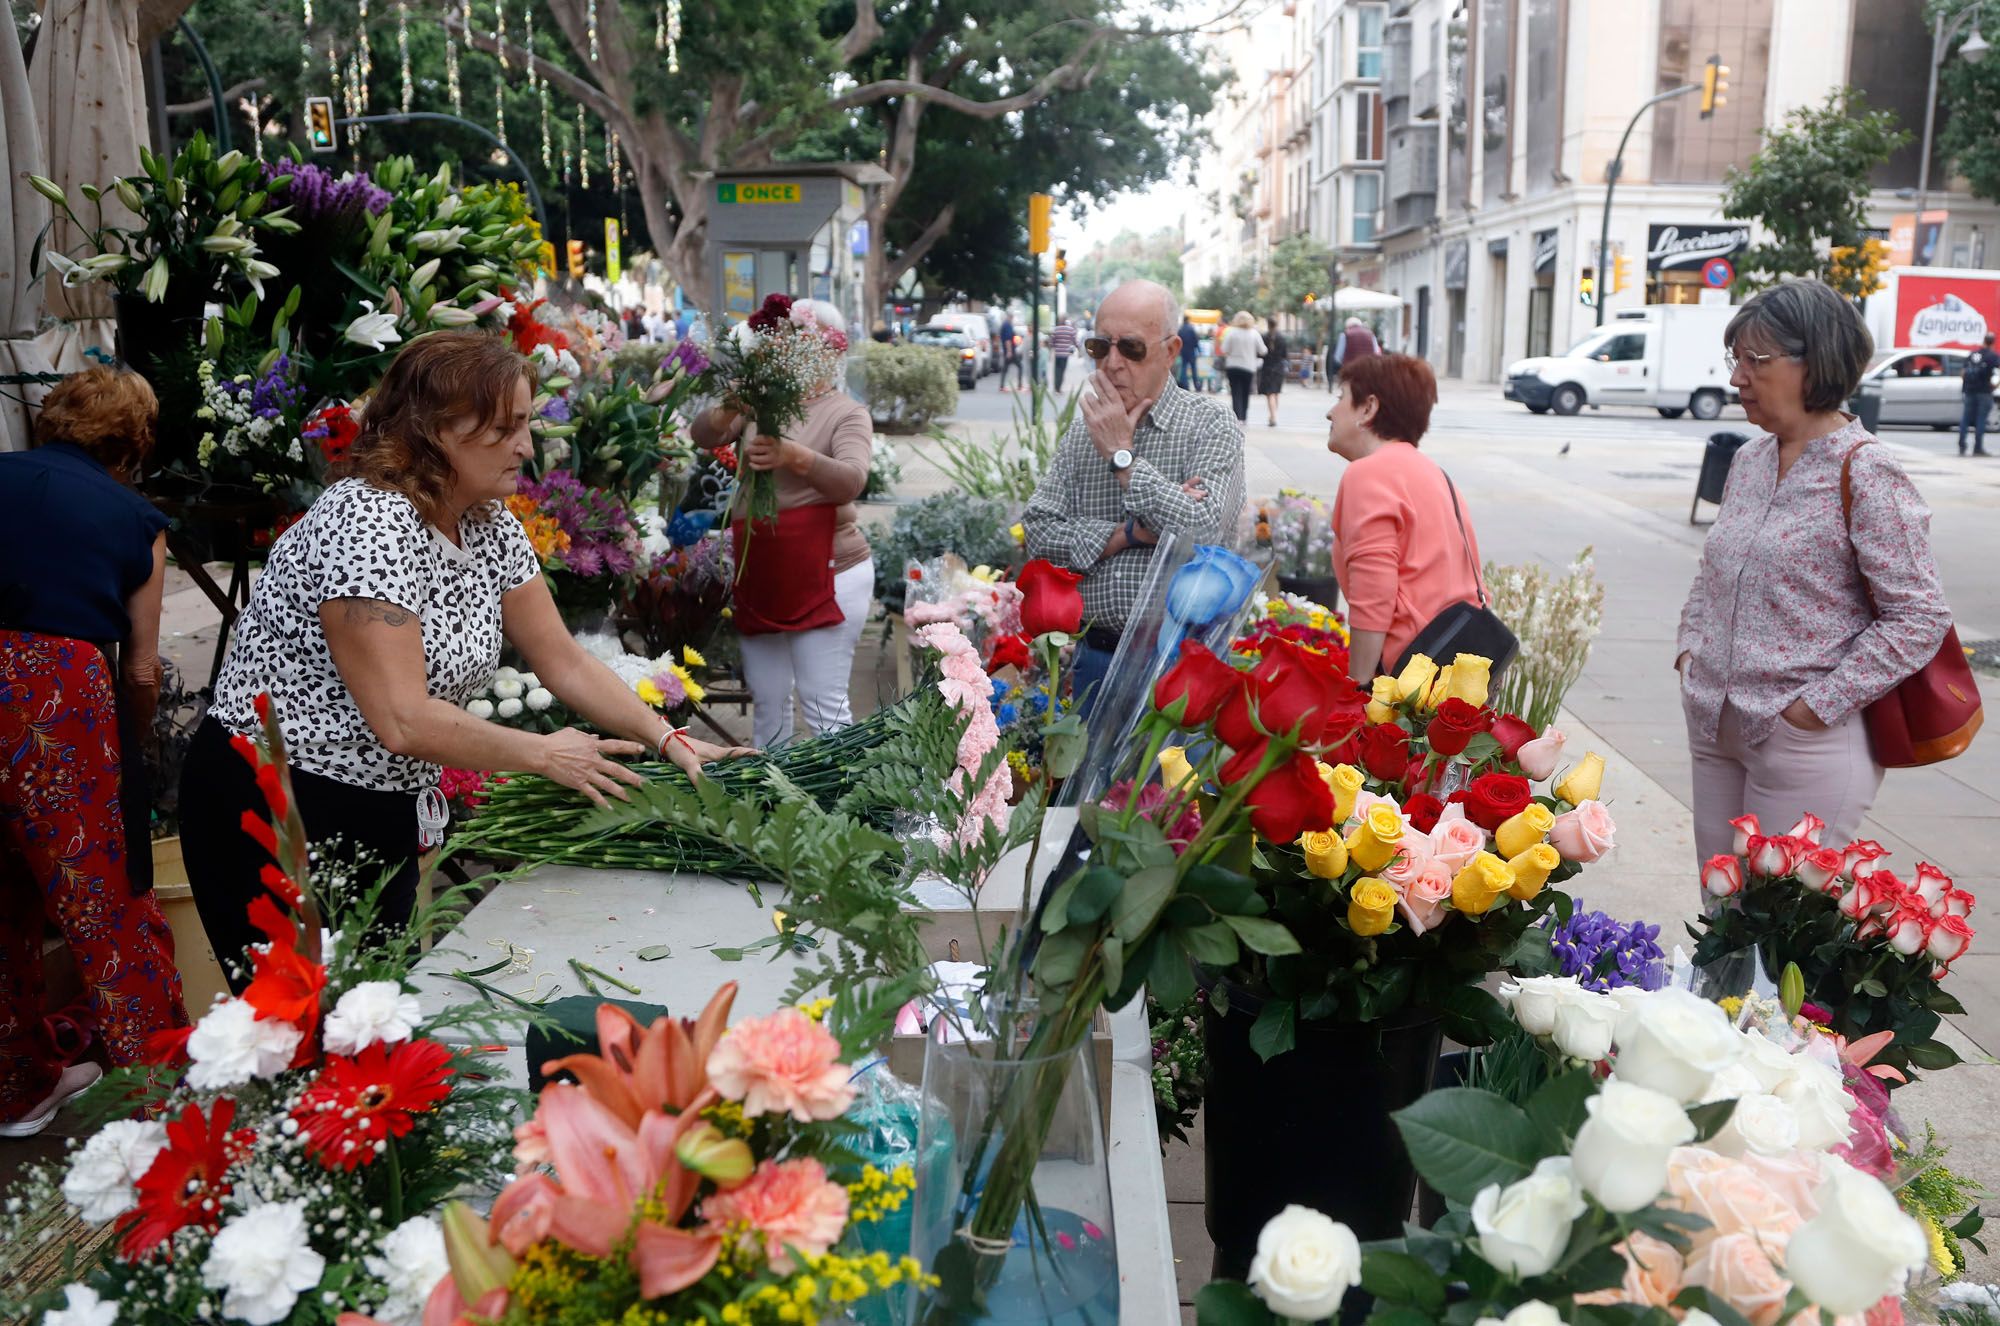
left=705, top=1008, right=855, bottom=1122
left=702, top=1157, right=850, bottom=1272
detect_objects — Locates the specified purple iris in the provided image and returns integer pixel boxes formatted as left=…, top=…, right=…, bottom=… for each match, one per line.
left=667, top=338, right=710, bottom=377
left=1545, top=908, right=1667, bottom=992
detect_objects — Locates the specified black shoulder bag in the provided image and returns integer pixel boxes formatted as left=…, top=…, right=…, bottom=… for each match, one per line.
left=1388, top=473, right=1519, bottom=678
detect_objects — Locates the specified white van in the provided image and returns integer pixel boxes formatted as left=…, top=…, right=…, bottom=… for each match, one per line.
left=1504, top=305, right=1737, bottom=420
left=933, top=312, right=996, bottom=378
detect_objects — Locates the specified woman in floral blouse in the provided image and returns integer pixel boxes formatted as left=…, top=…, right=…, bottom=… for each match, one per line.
left=1676, top=279, right=1953, bottom=865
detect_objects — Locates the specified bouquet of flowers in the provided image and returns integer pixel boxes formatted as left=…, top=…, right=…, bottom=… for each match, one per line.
left=863, top=433, right=904, bottom=501
left=508, top=471, right=643, bottom=624
left=902, top=555, right=1024, bottom=648
left=1546, top=906, right=1668, bottom=993
left=1197, top=979, right=1936, bottom=1326
left=1484, top=548, right=1605, bottom=732
left=623, top=529, right=734, bottom=660
left=302, top=402, right=360, bottom=467
left=1691, top=811, right=1977, bottom=1081
left=1231, top=590, right=1349, bottom=668
left=1252, top=492, right=1334, bottom=580
left=708, top=294, right=849, bottom=574
left=0, top=697, right=521, bottom=1326
left=331, top=985, right=927, bottom=1326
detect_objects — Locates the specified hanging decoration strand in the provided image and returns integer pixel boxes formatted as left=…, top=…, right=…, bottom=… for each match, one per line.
left=445, top=19, right=462, bottom=115
left=577, top=102, right=590, bottom=191
left=540, top=83, right=554, bottom=172
left=493, top=0, right=508, bottom=144
left=587, top=0, right=600, bottom=63
left=396, top=0, right=413, bottom=113
left=495, top=0, right=508, bottom=70
left=654, top=2, right=663, bottom=50
left=355, top=0, right=372, bottom=113
left=667, top=0, right=680, bottom=73
left=300, top=0, right=314, bottom=80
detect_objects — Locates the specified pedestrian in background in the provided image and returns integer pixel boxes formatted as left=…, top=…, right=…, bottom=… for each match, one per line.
left=1328, top=316, right=1379, bottom=386
left=0, top=366, right=188, bottom=1135
left=1049, top=316, right=1080, bottom=392
left=1176, top=313, right=1200, bottom=389
left=1258, top=315, right=1290, bottom=428
left=1324, top=353, right=1486, bottom=682
left=1219, top=310, right=1266, bottom=424
left=870, top=320, right=895, bottom=344
left=1677, top=279, right=1954, bottom=866
left=1957, top=332, right=1999, bottom=457
left=998, top=312, right=1024, bottom=391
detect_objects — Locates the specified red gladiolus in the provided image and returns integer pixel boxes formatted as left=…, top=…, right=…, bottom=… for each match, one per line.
left=1490, top=713, right=1537, bottom=761
left=1244, top=748, right=1338, bottom=842
left=259, top=863, right=304, bottom=908
left=253, top=692, right=272, bottom=722
left=1450, top=772, right=1533, bottom=831
left=1017, top=559, right=1086, bottom=638
left=1424, top=698, right=1493, bottom=757
left=229, top=732, right=261, bottom=769
left=240, top=810, right=279, bottom=857
left=292, top=1040, right=457, bottom=1171
left=1154, top=641, right=1244, bottom=728
left=985, top=633, right=1033, bottom=674
left=120, top=1099, right=253, bottom=1257
left=1359, top=723, right=1411, bottom=782
left=243, top=895, right=327, bottom=1051
left=254, top=762, right=289, bottom=820
left=1404, top=793, right=1446, bottom=834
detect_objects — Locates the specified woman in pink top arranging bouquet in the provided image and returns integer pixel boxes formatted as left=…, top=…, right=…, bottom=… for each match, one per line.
left=1326, top=353, right=1488, bottom=681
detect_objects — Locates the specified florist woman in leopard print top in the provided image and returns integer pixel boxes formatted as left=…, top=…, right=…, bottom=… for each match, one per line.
left=182, top=334, right=749, bottom=986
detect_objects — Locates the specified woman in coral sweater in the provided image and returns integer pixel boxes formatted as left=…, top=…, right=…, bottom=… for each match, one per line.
left=1326, top=353, right=1488, bottom=681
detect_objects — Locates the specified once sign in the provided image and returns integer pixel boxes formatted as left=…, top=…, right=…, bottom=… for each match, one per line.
left=718, top=181, right=803, bottom=205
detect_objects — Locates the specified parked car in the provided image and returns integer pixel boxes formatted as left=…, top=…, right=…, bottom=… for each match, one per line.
left=1504, top=304, right=1736, bottom=419
left=910, top=324, right=980, bottom=388
left=1854, top=347, right=1978, bottom=428
left=931, top=312, right=995, bottom=377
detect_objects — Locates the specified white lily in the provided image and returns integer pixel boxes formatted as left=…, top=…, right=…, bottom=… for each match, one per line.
left=242, top=258, right=279, bottom=300
left=436, top=194, right=461, bottom=221
left=211, top=216, right=242, bottom=239
left=412, top=226, right=469, bottom=253
left=27, top=174, right=67, bottom=206
left=45, top=251, right=90, bottom=287
left=142, top=257, right=170, bottom=303
left=82, top=253, right=131, bottom=275
left=409, top=258, right=441, bottom=292
left=345, top=300, right=404, bottom=351
left=213, top=149, right=245, bottom=177
left=428, top=303, right=478, bottom=327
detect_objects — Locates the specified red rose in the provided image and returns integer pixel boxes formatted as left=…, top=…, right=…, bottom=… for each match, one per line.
left=1017, top=559, right=1085, bottom=638
left=1240, top=746, right=1337, bottom=843
left=1424, top=698, right=1493, bottom=758
left=1247, top=638, right=1347, bottom=745
left=985, top=633, right=1032, bottom=674
left=1404, top=793, right=1446, bottom=834
left=1450, top=772, right=1533, bottom=831
left=1219, top=737, right=1268, bottom=786
left=1490, top=713, right=1537, bottom=762
left=1313, top=681, right=1369, bottom=749
left=1359, top=722, right=1412, bottom=783
left=1154, top=640, right=1243, bottom=727
left=1214, top=683, right=1259, bottom=751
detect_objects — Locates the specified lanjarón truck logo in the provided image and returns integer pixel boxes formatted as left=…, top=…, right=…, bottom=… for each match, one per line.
left=1909, top=293, right=1990, bottom=348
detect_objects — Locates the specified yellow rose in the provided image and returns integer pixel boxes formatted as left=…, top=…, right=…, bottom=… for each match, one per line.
left=1345, top=803, right=1405, bottom=873
left=1421, top=665, right=1453, bottom=712
left=1299, top=829, right=1348, bottom=879
left=1365, top=675, right=1400, bottom=724
left=1445, top=654, right=1493, bottom=709
left=1326, top=763, right=1365, bottom=825
left=1451, top=851, right=1517, bottom=917
left=1159, top=746, right=1198, bottom=794
left=1348, top=878, right=1398, bottom=936
left=1506, top=843, right=1561, bottom=900
left=1009, top=522, right=1026, bottom=545
left=1495, top=803, right=1557, bottom=859
left=1554, top=752, right=1606, bottom=806
left=1394, top=653, right=1438, bottom=705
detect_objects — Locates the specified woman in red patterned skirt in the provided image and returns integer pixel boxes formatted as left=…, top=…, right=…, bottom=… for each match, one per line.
left=0, top=367, right=189, bottom=1135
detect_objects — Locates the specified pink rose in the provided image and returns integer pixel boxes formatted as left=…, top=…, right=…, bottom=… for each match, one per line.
left=1676, top=1155, right=1806, bottom=1247
left=1747, top=835, right=1797, bottom=880
left=1836, top=877, right=1878, bottom=921
left=1383, top=830, right=1437, bottom=888
left=1395, top=860, right=1456, bottom=936
left=1617, top=1232, right=1687, bottom=1308
left=1944, top=884, right=1975, bottom=919
left=1861, top=869, right=1909, bottom=916
left=1797, top=847, right=1846, bottom=894
left=1548, top=800, right=1616, bottom=863
left=1352, top=789, right=1405, bottom=826
left=705, top=1008, right=856, bottom=1122
left=1743, top=1152, right=1826, bottom=1220
left=1731, top=813, right=1761, bottom=856
left=1686, top=1231, right=1793, bottom=1326
left=1426, top=803, right=1486, bottom=874
left=1702, top=855, right=1745, bottom=899
left=1842, top=839, right=1887, bottom=876
left=1786, top=812, right=1826, bottom=844
left=1515, top=727, right=1567, bottom=781
left=1928, top=914, right=1973, bottom=968
left=702, top=1158, right=849, bottom=1272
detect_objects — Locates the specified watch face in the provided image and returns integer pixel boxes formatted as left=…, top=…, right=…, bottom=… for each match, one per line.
left=1113, top=448, right=1134, bottom=469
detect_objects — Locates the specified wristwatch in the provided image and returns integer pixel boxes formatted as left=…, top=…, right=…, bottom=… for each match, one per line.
left=1110, top=447, right=1134, bottom=471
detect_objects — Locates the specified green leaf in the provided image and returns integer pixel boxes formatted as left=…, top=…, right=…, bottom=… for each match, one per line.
left=1359, top=1250, right=1445, bottom=1313
left=1039, top=872, right=1085, bottom=935
left=1193, top=1281, right=1273, bottom=1326
left=1035, top=929, right=1090, bottom=987
left=1391, top=1088, right=1544, bottom=1203
left=636, top=944, right=673, bottom=961
left=1674, top=1288, right=1755, bottom=1326
left=1904, top=1038, right=1963, bottom=1071
left=1685, top=1098, right=1737, bottom=1144
left=1101, top=935, right=1126, bottom=995
left=1526, top=1067, right=1598, bottom=1150
left=1248, top=998, right=1296, bottom=1061
left=1180, top=921, right=1240, bottom=967
left=333, top=254, right=386, bottom=299
left=1222, top=914, right=1301, bottom=956
left=1065, top=867, right=1125, bottom=928
left=1183, top=864, right=1259, bottom=914
left=1110, top=865, right=1177, bottom=944
left=1148, top=938, right=1196, bottom=1009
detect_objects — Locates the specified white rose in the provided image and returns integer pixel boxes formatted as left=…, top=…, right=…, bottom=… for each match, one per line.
left=1470, top=1156, right=1587, bottom=1278
left=1786, top=1157, right=1929, bottom=1313
left=1501, top=1304, right=1564, bottom=1326
left=525, top=687, right=554, bottom=712
left=185, top=998, right=303, bottom=1091
left=1775, top=1057, right=1853, bottom=1152
left=492, top=677, right=525, bottom=700
left=1704, top=1091, right=1801, bottom=1159
left=363, top=1215, right=449, bottom=1326
left=41, top=1284, right=117, bottom=1326
left=466, top=698, right=496, bottom=720
left=496, top=697, right=524, bottom=719
left=1548, top=986, right=1620, bottom=1062
left=1612, top=988, right=1741, bottom=1102
left=61, top=1119, right=168, bottom=1223
left=1734, top=1029, right=1803, bottom=1093
left=1498, top=975, right=1574, bottom=1037
left=201, top=1199, right=327, bottom=1325
left=322, top=981, right=422, bottom=1055
left=1246, top=1204, right=1362, bottom=1323
left=1570, top=1077, right=1697, bottom=1212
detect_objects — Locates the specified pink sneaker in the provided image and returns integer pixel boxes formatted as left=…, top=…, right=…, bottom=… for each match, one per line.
left=0, top=1062, right=105, bottom=1137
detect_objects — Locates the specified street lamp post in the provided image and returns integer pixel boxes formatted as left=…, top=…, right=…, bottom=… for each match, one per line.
left=1594, top=82, right=1701, bottom=326
left=1914, top=3, right=1988, bottom=266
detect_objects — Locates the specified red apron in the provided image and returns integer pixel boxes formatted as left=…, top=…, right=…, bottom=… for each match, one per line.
left=731, top=503, right=845, bottom=636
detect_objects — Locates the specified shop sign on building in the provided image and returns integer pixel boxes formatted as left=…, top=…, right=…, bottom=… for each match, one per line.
left=1645, top=223, right=1751, bottom=271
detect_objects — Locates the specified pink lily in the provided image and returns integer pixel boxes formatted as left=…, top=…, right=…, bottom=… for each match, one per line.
left=539, top=983, right=736, bottom=1130
left=1829, top=1029, right=1908, bottom=1084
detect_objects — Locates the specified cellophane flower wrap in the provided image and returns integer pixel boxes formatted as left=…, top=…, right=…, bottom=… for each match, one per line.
left=0, top=696, right=522, bottom=1326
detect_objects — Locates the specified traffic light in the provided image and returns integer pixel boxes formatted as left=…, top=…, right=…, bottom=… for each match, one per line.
left=305, top=96, right=337, bottom=153
left=1053, top=248, right=1067, bottom=284
left=1699, top=55, right=1730, bottom=119
left=1579, top=269, right=1596, bottom=307
left=566, top=239, right=585, bottom=279
left=1028, top=192, right=1052, bottom=255
left=1612, top=253, right=1633, bottom=295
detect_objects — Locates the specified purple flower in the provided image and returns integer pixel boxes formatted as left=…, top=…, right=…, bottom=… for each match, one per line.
left=668, top=339, right=710, bottom=377
left=267, top=162, right=392, bottom=220
left=539, top=395, right=573, bottom=423
left=1545, top=907, right=1666, bottom=992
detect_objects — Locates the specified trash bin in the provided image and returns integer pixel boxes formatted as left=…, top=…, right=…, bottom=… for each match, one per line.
left=1848, top=387, right=1882, bottom=434
left=1691, top=430, right=1750, bottom=525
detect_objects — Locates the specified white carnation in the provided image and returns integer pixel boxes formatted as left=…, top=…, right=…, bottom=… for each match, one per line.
left=492, top=677, right=524, bottom=700
left=496, top=697, right=524, bottom=718
left=322, top=981, right=422, bottom=1055
left=363, top=1215, right=449, bottom=1326
left=41, top=1283, right=118, bottom=1326
left=62, top=1119, right=168, bottom=1223
left=466, top=698, right=495, bottom=720
left=202, top=1199, right=325, bottom=1325
left=186, top=998, right=303, bottom=1091
left=524, top=687, right=554, bottom=712
left=494, top=666, right=522, bottom=684
left=519, top=672, right=541, bottom=689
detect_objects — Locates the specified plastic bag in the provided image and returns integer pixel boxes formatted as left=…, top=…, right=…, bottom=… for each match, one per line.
left=841, top=1061, right=955, bottom=1326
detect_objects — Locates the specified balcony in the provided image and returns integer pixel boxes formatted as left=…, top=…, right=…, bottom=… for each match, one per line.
left=1386, top=122, right=1439, bottom=201
left=1413, top=67, right=1439, bottom=119
left=1384, top=21, right=1412, bottom=103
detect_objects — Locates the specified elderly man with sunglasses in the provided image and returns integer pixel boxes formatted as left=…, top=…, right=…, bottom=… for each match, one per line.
left=1024, top=279, right=1246, bottom=715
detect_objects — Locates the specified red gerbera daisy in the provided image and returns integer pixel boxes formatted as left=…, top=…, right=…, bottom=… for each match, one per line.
left=292, top=1039, right=456, bottom=1171
left=119, top=1098, right=253, bottom=1258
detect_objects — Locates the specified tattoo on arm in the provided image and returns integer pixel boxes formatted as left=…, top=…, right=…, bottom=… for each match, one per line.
left=340, top=599, right=416, bottom=627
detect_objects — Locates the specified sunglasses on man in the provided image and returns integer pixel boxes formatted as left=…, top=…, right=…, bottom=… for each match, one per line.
left=1083, top=333, right=1179, bottom=362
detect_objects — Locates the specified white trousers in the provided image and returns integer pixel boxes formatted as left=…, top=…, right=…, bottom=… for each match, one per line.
left=739, top=558, right=876, bottom=749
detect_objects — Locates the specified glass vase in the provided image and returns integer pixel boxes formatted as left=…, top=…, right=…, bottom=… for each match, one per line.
left=907, top=1003, right=1118, bottom=1325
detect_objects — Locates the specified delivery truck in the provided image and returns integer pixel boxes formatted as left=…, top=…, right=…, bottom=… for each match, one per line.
left=1503, top=304, right=1737, bottom=419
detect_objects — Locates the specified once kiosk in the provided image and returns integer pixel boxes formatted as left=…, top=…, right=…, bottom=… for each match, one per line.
left=705, top=163, right=888, bottom=327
